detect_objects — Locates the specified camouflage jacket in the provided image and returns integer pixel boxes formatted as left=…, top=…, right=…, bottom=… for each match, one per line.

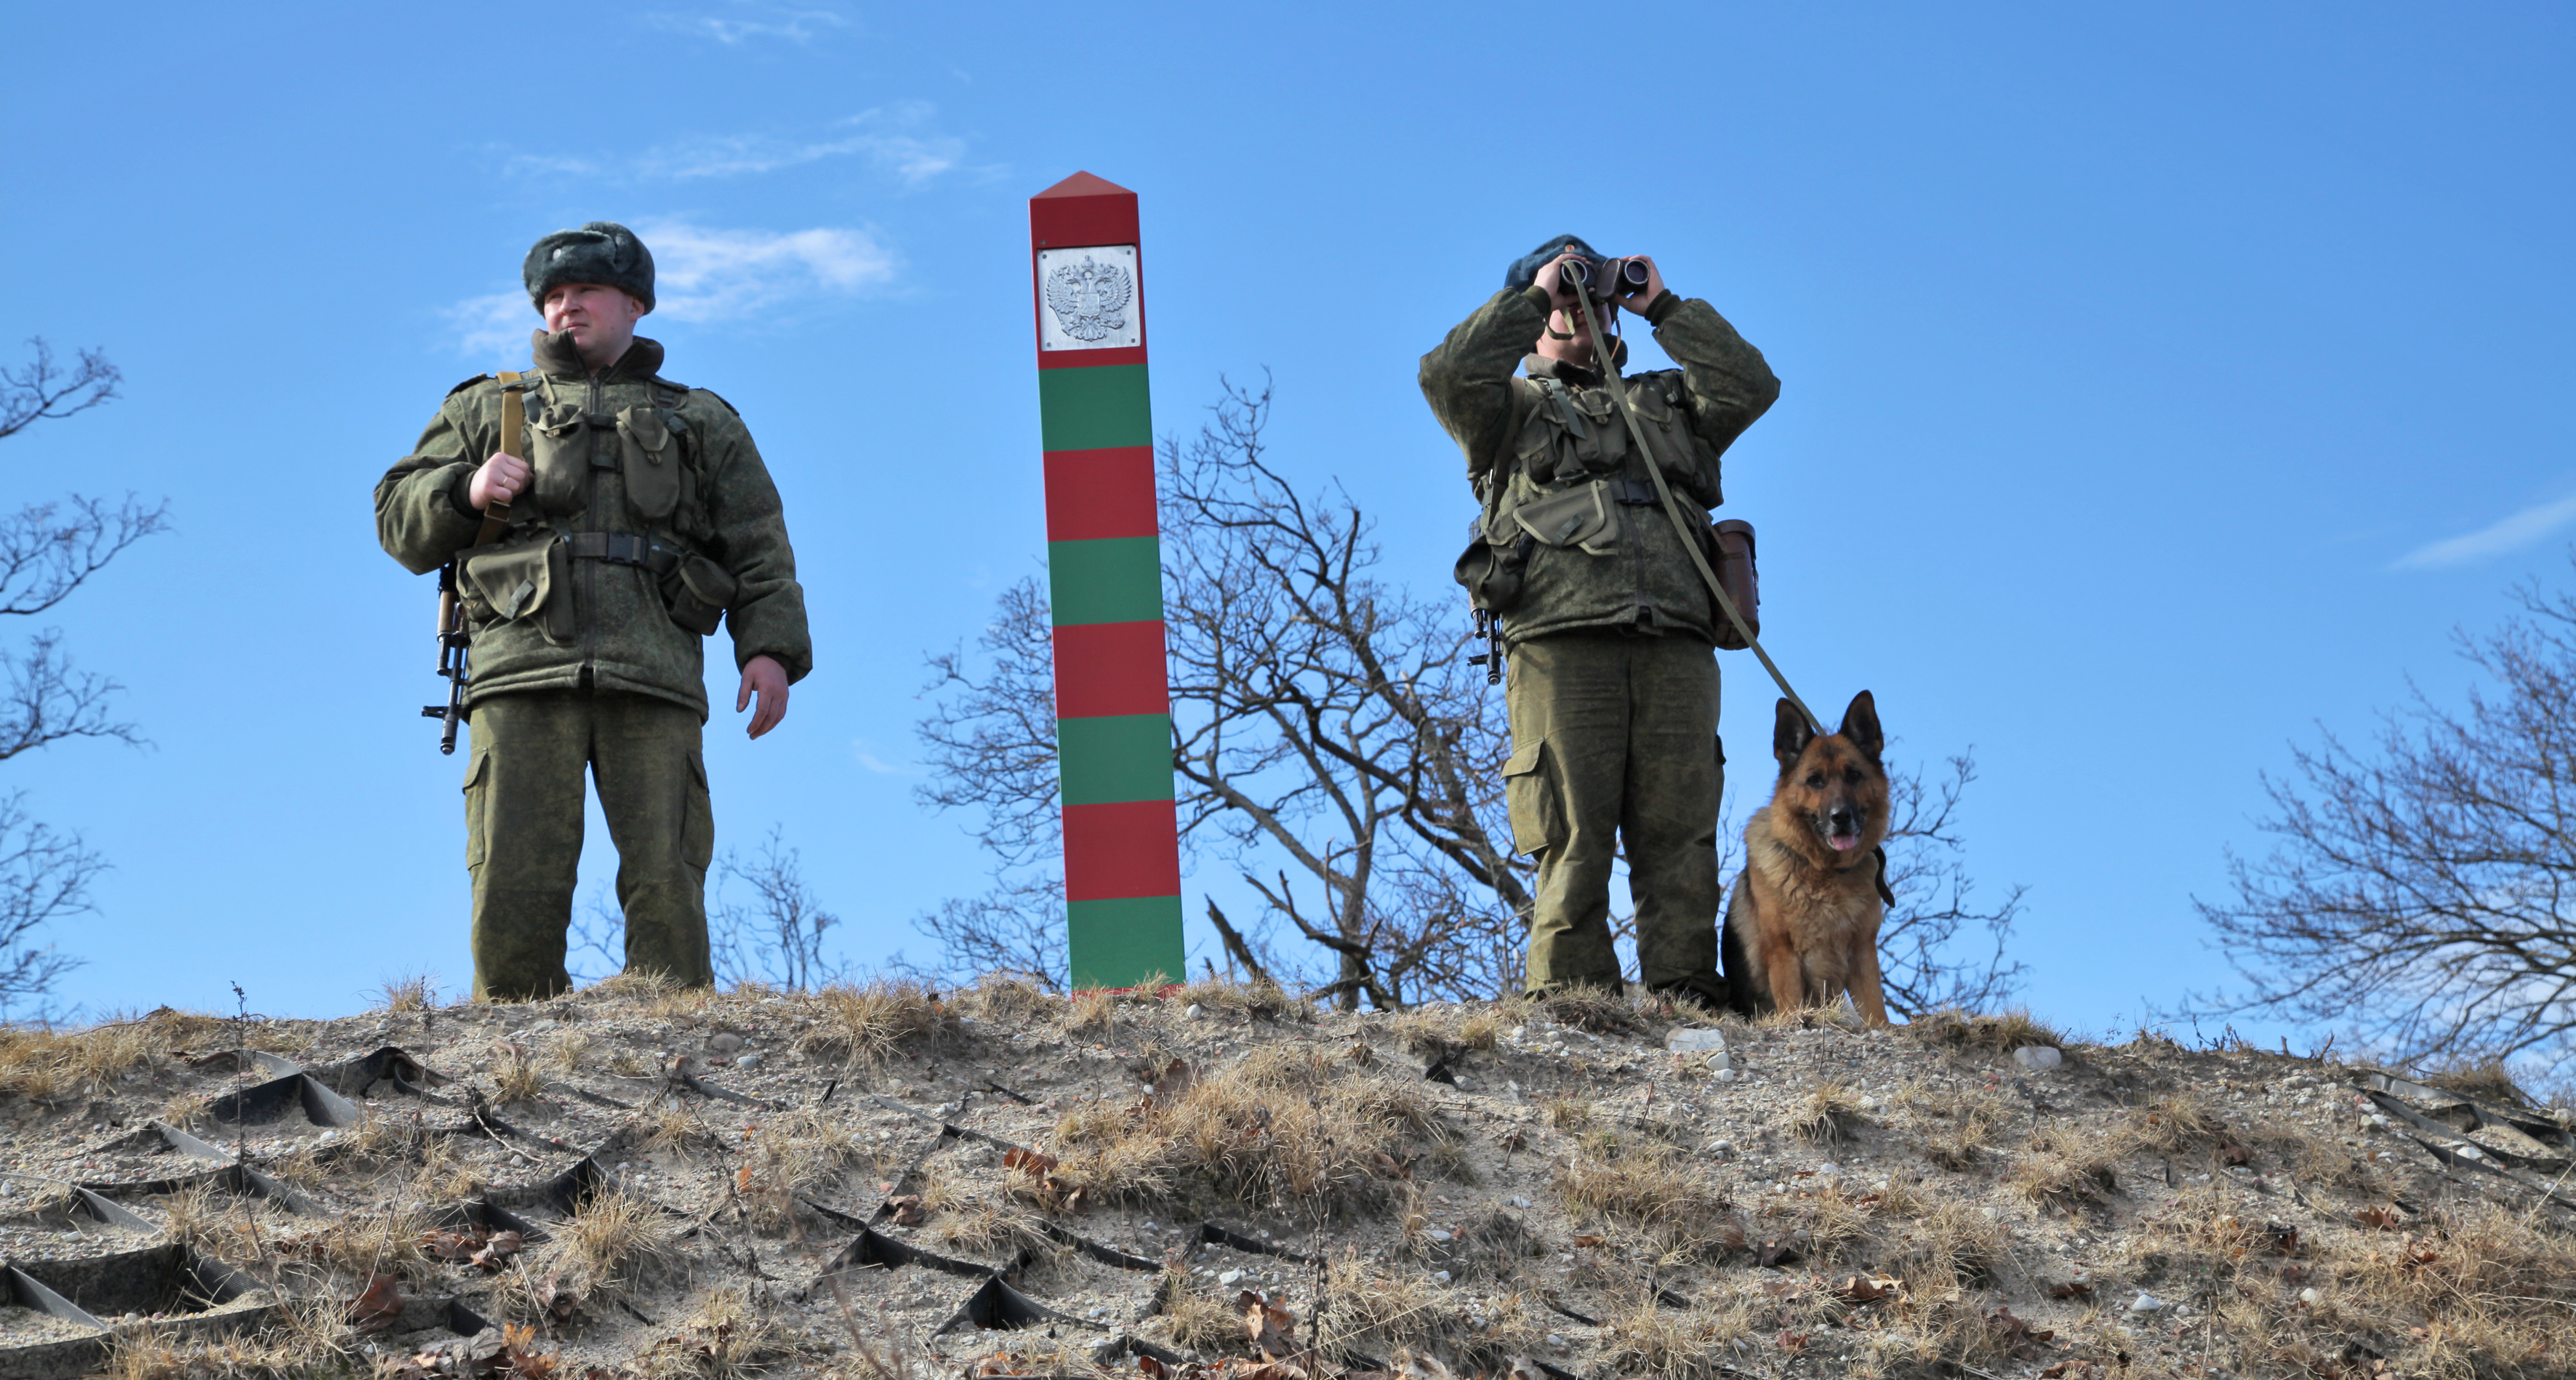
left=1420, top=285, right=1778, bottom=643
left=374, top=332, right=812, bottom=719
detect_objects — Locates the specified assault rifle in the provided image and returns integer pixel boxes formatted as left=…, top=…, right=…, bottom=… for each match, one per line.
left=417, top=370, right=528, bottom=755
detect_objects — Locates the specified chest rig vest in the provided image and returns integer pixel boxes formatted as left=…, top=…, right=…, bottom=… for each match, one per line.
left=1456, top=366, right=1714, bottom=615
left=457, top=369, right=737, bottom=641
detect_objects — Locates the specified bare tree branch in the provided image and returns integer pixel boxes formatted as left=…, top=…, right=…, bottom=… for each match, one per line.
left=711, top=825, right=848, bottom=991
left=0, top=340, right=120, bottom=441
left=2191, top=555, right=2576, bottom=1075
left=0, top=792, right=102, bottom=1022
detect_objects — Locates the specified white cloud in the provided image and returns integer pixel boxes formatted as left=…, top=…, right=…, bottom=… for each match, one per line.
left=637, top=220, right=897, bottom=322
left=852, top=739, right=918, bottom=775
left=441, top=220, right=894, bottom=353
left=2394, top=492, right=2576, bottom=569
left=652, top=105, right=974, bottom=186
left=645, top=1, right=851, bottom=45
left=444, top=291, right=534, bottom=362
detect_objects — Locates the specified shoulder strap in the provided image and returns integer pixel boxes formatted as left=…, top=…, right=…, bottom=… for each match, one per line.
left=475, top=372, right=526, bottom=548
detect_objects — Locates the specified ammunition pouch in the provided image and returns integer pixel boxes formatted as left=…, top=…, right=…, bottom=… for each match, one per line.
left=525, top=400, right=591, bottom=515
left=1512, top=478, right=1621, bottom=555
left=659, top=553, right=739, bottom=638
left=1454, top=525, right=1537, bottom=614
left=458, top=531, right=574, bottom=644
left=617, top=404, right=684, bottom=523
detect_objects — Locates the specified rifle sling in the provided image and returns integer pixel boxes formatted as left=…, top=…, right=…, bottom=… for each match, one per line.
left=473, top=371, right=523, bottom=548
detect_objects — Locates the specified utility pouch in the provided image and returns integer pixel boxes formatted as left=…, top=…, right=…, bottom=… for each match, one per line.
left=659, top=552, right=739, bottom=637
left=1702, top=518, right=1760, bottom=650
left=1512, top=479, right=1621, bottom=555
left=526, top=401, right=589, bottom=514
left=617, top=405, right=682, bottom=523
left=1453, top=523, right=1537, bottom=613
left=458, top=531, right=573, bottom=643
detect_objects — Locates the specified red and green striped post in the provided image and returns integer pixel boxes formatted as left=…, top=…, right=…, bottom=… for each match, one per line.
left=1030, top=171, right=1184, bottom=990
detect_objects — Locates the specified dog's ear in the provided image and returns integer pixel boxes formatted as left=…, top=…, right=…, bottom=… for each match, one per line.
left=1840, top=690, right=1883, bottom=758
left=1773, top=697, right=1813, bottom=767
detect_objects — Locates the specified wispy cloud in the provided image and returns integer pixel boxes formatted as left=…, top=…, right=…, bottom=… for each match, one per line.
left=441, top=219, right=896, bottom=353
left=444, top=291, right=534, bottom=364
left=497, top=104, right=990, bottom=188
left=852, top=739, right=919, bottom=775
left=645, top=1, right=851, bottom=45
left=639, top=219, right=897, bottom=321
left=2394, top=492, right=2576, bottom=569
left=658, top=105, right=967, bottom=185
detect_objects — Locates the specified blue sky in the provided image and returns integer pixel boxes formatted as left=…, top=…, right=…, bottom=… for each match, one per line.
left=0, top=2, right=2567, bottom=1036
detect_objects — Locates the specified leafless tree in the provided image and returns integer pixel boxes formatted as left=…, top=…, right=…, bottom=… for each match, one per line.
left=0, top=793, right=107, bottom=1018
left=2194, top=558, right=2576, bottom=1073
left=0, top=339, right=164, bottom=1021
left=1872, top=753, right=2026, bottom=1016
left=712, top=825, right=848, bottom=990
left=1160, top=380, right=1527, bottom=1008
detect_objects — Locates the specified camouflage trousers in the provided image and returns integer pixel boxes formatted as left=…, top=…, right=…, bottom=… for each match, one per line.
left=1503, top=630, right=1726, bottom=1001
left=462, top=689, right=715, bottom=1000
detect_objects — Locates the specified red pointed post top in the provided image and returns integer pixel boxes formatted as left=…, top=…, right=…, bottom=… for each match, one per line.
left=1032, top=171, right=1137, bottom=248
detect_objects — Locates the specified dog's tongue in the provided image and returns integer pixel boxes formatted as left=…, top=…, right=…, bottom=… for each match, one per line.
left=1828, top=833, right=1862, bottom=851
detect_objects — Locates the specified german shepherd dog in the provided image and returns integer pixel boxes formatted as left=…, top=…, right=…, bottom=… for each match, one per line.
left=1721, top=691, right=1893, bottom=1025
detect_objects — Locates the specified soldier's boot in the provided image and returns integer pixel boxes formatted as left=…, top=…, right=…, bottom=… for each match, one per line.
left=464, top=694, right=591, bottom=1001
left=593, top=694, right=716, bottom=989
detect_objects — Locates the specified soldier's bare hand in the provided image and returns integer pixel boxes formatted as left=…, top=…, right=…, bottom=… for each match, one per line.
left=1616, top=256, right=1666, bottom=316
left=469, top=452, right=530, bottom=513
left=737, top=654, right=790, bottom=739
left=1537, top=250, right=1588, bottom=310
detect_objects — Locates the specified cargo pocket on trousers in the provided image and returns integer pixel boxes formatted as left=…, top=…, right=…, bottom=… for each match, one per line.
left=462, top=750, right=491, bottom=871
left=682, top=750, right=714, bottom=872
left=1503, top=738, right=1565, bottom=857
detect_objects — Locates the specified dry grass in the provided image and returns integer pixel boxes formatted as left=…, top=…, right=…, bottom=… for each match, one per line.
left=1898, top=1080, right=2010, bottom=1171
left=559, top=1185, right=681, bottom=1289
left=588, top=969, right=681, bottom=1003
left=1794, top=1080, right=1866, bottom=1144
left=1905, top=1006, right=2067, bottom=1056
left=1882, top=1200, right=2005, bottom=1296
left=97, top=1297, right=350, bottom=1380
left=1600, top=1286, right=1750, bottom=1380
left=1541, top=1095, right=1592, bottom=1131
left=1173, top=974, right=1312, bottom=1023
left=1308, top=1248, right=1491, bottom=1361
left=1062, top=987, right=1120, bottom=1041
left=793, top=979, right=947, bottom=1067
left=644, top=1285, right=799, bottom=1379
left=2007, top=1125, right=2122, bottom=1213
left=1554, top=1132, right=1733, bottom=1258
left=491, top=1043, right=547, bottom=1104
left=310, top=1195, right=433, bottom=1280
left=547, top=1029, right=595, bottom=1076
left=1152, top=1272, right=1248, bottom=1352
left=2419, top=1057, right=2535, bottom=1108
left=738, top=1109, right=858, bottom=1231
left=0, top=1007, right=227, bottom=1102
left=2125, top=1088, right=2226, bottom=1154
left=954, top=974, right=1064, bottom=1025
left=380, top=974, right=436, bottom=1012
left=1050, top=1043, right=1444, bottom=1216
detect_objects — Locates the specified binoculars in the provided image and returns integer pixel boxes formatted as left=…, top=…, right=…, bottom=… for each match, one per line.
left=1560, top=255, right=1651, bottom=301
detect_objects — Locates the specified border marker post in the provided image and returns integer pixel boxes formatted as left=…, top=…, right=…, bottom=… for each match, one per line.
left=1030, top=171, right=1185, bottom=990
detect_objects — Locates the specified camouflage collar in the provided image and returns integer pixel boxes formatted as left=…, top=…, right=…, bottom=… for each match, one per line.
left=529, top=329, right=665, bottom=383
left=1522, top=340, right=1626, bottom=385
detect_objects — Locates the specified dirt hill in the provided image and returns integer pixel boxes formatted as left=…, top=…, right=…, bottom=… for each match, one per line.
left=0, top=977, right=2570, bottom=1379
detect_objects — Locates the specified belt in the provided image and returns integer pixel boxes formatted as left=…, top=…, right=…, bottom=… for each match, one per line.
left=563, top=532, right=679, bottom=575
left=1605, top=478, right=1664, bottom=506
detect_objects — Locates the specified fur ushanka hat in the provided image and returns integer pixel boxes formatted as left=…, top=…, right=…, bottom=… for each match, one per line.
left=523, top=222, right=656, bottom=312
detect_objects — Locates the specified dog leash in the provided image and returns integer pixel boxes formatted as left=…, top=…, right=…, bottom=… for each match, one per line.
left=1565, top=281, right=1895, bottom=906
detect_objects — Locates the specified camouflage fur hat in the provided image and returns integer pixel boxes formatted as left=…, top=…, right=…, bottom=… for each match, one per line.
left=523, top=222, right=656, bottom=313
left=1504, top=233, right=1600, bottom=291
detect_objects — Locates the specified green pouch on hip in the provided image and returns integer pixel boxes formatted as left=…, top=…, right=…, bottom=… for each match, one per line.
left=659, top=552, right=739, bottom=637
left=460, top=533, right=574, bottom=644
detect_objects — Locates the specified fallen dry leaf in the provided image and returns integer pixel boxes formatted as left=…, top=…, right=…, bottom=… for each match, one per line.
left=2358, top=1204, right=2405, bottom=1230
left=350, top=1271, right=405, bottom=1334
left=2047, top=1281, right=2095, bottom=1300
left=1570, top=1234, right=1605, bottom=1249
left=1836, top=1274, right=1903, bottom=1304
left=472, top=1229, right=524, bottom=1271
left=887, top=1194, right=926, bottom=1227
left=2218, top=1143, right=2254, bottom=1166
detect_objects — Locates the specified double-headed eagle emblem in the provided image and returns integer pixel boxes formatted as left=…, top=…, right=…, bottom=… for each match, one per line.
left=1044, top=257, right=1133, bottom=343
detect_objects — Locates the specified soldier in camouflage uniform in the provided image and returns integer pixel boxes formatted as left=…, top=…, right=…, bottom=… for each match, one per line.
left=376, top=222, right=812, bottom=1001
left=1421, top=236, right=1778, bottom=1003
